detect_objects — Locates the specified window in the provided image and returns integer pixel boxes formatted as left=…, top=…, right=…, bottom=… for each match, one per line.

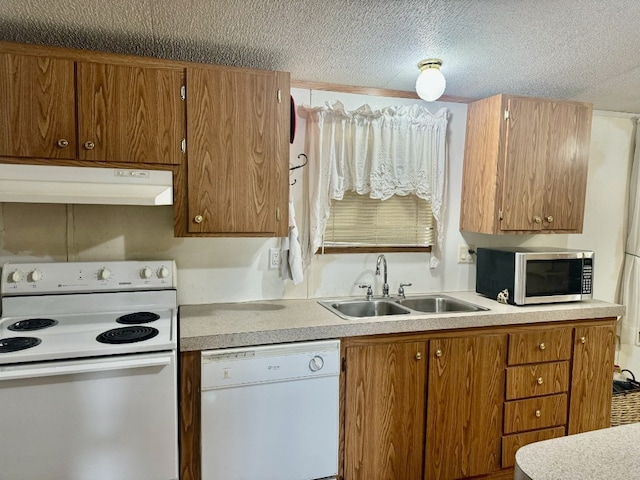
left=301, top=100, right=448, bottom=267
left=322, top=192, right=433, bottom=253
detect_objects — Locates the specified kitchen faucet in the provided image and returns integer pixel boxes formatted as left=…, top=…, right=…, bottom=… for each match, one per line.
left=375, top=254, right=389, bottom=298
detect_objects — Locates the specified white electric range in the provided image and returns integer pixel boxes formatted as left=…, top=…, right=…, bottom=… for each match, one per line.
left=0, top=260, right=179, bottom=480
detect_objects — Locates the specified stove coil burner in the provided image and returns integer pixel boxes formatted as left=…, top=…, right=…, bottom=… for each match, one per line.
left=96, top=326, right=159, bottom=344
left=0, top=336, right=42, bottom=353
left=116, top=312, right=160, bottom=325
left=8, top=318, right=58, bottom=331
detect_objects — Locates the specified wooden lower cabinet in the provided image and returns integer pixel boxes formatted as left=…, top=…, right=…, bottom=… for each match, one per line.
left=425, top=335, right=506, bottom=479
left=343, top=340, right=427, bottom=480
left=340, top=318, right=616, bottom=480
left=569, top=323, right=617, bottom=434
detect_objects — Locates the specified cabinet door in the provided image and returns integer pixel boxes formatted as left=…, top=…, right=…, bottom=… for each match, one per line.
left=0, top=53, right=75, bottom=159
left=77, top=62, right=185, bottom=165
left=500, top=97, right=550, bottom=231
left=568, top=322, right=616, bottom=434
left=186, top=67, right=288, bottom=235
left=425, top=334, right=506, bottom=479
left=344, top=341, right=426, bottom=480
left=542, top=101, right=591, bottom=231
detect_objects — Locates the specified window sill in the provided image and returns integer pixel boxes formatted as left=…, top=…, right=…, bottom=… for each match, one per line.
left=319, top=246, right=432, bottom=254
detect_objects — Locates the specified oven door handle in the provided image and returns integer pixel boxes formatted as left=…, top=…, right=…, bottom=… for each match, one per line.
left=0, top=355, right=173, bottom=381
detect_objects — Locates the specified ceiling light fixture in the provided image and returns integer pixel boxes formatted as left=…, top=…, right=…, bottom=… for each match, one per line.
left=415, top=58, right=446, bottom=102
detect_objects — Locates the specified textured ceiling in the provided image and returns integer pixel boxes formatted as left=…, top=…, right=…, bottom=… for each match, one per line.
left=2, top=0, right=640, bottom=114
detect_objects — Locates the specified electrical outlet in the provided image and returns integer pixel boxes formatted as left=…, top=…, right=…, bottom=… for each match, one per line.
left=269, top=248, right=281, bottom=269
left=458, top=245, right=475, bottom=264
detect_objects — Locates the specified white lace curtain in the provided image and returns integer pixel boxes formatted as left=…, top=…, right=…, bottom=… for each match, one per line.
left=300, top=101, right=449, bottom=267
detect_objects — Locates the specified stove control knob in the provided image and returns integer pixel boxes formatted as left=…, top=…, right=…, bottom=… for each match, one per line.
left=8, top=270, right=23, bottom=283
left=28, top=270, right=42, bottom=282
left=157, top=266, right=170, bottom=279
left=140, top=267, right=153, bottom=279
left=98, top=268, right=112, bottom=281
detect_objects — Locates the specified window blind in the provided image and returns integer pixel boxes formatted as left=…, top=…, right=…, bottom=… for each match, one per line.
left=323, top=192, right=434, bottom=247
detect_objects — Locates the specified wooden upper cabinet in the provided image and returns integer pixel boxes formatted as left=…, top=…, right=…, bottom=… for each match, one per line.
left=183, top=66, right=289, bottom=236
left=425, top=334, right=506, bottom=480
left=77, top=62, right=185, bottom=165
left=460, top=94, right=592, bottom=234
left=568, top=322, right=616, bottom=434
left=0, top=53, right=76, bottom=159
left=343, top=341, right=427, bottom=480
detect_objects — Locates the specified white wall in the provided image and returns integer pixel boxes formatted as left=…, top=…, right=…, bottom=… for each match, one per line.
left=0, top=94, right=634, bottom=318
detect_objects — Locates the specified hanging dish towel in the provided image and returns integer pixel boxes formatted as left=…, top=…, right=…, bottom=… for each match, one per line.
left=280, top=197, right=304, bottom=285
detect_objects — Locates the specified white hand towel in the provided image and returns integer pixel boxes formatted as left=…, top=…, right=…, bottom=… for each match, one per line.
left=287, top=199, right=304, bottom=285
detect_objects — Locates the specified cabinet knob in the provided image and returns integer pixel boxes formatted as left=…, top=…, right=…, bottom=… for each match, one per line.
left=415, top=352, right=422, bottom=360
left=435, top=349, right=442, bottom=358
left=580, top=336, right=586, bottom=344
left=546, top=215, right=554, bottom=223
left=539, top=342, right=546, bottom=351
left=57, top=139, right=69, bottom=148
left=194, top=215, right=203, bottom=224
left=535, top=409, right=542, bottom=418
left=534, top=216, right=542, bottom=224
left=537, top=376, right=544, bottom=385
left=84, top=141, right=95, bottom=150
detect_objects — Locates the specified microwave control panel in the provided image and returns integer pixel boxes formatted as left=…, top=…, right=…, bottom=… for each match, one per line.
left=582, top=258, right=593, bottom=295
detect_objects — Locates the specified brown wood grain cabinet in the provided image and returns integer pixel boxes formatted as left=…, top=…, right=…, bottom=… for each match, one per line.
left=343, top=340, right=427, bottom=480
left=425, top=334, right=506, bottom=479
left=175, top=66, right=290, bottom=236
left=0, top=41, right=290, bottom=238
left=568, top=323, right=617, bottom=434
left=0, top=52, right=76, bottom=159
left=460, top=94, right=592, bottom=234
left=76, top=61, right=185, bottom=165
left=0, top=50, right=185, bottom=165
left=340, top=318, right=616, bottom=480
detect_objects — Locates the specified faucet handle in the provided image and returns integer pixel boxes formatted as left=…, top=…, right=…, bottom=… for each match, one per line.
left=359, top=284, right=373, bottom=300
left=398, top=283, right=413, bottom=298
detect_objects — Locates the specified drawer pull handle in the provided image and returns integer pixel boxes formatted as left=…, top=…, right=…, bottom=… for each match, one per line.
left=57, top=138, right=69, bottom=148
left=84, top=141, right=95, bottom=150
left=580, top=336, right=586, bottom=344
left=537, top=376, right=544, bottom=385
left=415, top=352, right=422, bottom=360
left=539, top=342, right=546, bottom=351
left=535, top=409, right=541, bottom=418
left=194, top=215, right=203, bottom=224
left=435, top=349, right=442, bottom=358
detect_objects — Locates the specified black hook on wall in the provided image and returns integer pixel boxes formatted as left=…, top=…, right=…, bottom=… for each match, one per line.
left=290, top=153, right=308, bottom=185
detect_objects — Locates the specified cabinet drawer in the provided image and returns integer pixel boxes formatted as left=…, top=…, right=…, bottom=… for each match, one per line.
left=508, top=328, right=572, bottom=365
left=501, top=427, right=565, bottom=468
left=506, top=361, right=569, bottom=400
left=504, top=394, right=567, bottom=434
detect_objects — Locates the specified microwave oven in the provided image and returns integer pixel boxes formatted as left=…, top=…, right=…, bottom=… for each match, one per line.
left=476, top=247, right=593, bottom=305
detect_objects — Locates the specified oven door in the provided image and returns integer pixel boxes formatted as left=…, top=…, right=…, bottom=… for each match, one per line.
left=0, top=351, right=178, bottom=480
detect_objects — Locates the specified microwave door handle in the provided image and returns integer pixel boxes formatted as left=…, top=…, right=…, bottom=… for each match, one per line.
left=0, top=355, right=172, bottom=381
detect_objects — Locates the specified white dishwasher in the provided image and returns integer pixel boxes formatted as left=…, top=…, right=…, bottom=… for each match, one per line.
left=200, top=339, right=340, bottom=480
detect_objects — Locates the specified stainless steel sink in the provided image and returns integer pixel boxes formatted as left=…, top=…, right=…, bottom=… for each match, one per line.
left=319, top=294, right=488, bottom=320
left=320, top=299, right=411, bottom=319
left=395, top=295, right=488, bottom=313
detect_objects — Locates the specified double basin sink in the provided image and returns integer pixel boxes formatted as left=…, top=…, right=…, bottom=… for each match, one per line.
left=319, top=294, right=488, bottom=320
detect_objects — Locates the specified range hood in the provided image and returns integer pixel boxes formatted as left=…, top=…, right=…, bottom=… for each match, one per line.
left=0, top=164, right=173, bottom=206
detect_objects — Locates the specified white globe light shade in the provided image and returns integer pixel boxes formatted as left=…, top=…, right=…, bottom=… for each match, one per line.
left=415, top=66, right=446, bottom=102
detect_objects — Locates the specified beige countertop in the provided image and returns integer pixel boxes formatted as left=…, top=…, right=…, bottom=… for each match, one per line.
left=514, top=423, right=640, bottom=479
left=179, top=292, right=625, bottom=351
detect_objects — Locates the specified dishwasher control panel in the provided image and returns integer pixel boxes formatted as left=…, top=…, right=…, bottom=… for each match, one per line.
left=201, top=340, right=340, bottom=390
